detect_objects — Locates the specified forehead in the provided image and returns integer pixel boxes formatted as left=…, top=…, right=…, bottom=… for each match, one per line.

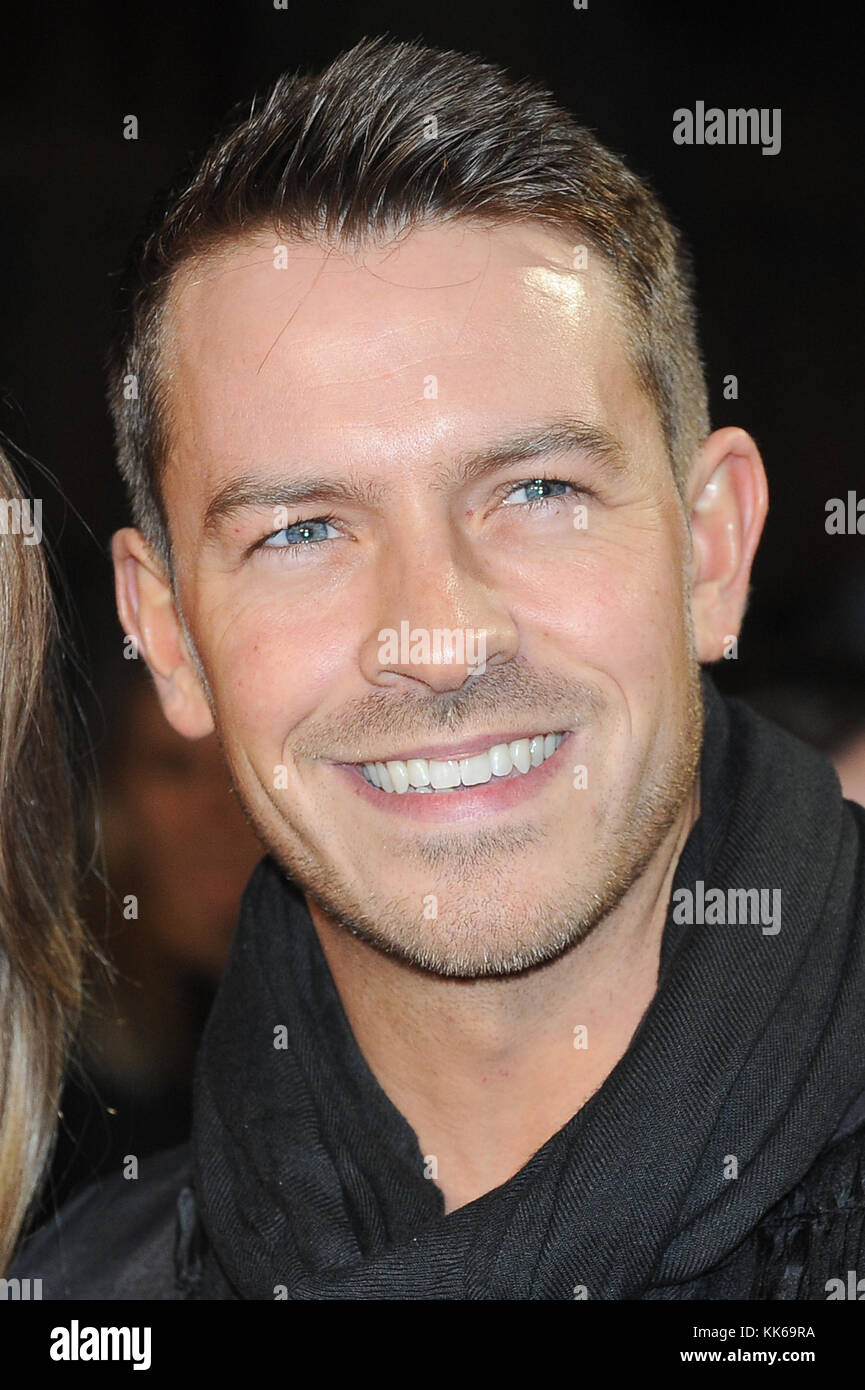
left=161, top=220, right=652, bottom=499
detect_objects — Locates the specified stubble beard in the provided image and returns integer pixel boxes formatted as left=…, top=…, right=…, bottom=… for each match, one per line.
left=256, top=657, right=705, bottom=981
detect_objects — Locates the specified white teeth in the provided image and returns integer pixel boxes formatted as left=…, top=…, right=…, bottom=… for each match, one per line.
left=386, top=760, right=410, bottom=794
left=489, top=743, right=513, bottom=777
left=428, top=759, right=461, bottom=790
left=406, top=758, right=431, bottom=788
left=509, top=738, right=531, bottom=774
left=360, top=732, right=565, bottom=793
left=459, top=753, right=491, bottom=786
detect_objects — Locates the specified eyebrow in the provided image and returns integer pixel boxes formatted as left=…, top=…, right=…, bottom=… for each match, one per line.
left=202, top=416, right=628, bottom=538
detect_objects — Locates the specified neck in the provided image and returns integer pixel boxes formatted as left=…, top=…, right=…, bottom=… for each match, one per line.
left=309, top=782, right=699, bottom=1213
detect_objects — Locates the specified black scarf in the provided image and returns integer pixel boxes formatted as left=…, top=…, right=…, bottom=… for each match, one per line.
left=191, top=672, right=865, bottom=1299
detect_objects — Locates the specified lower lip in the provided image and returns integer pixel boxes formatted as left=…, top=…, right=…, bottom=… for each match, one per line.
left=333, top=733, right=574, bottom=822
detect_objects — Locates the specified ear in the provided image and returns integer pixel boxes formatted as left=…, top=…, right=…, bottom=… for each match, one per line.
left=687, top=426, right=769, bottom=663
left=111, top=527, right=215, bottom=739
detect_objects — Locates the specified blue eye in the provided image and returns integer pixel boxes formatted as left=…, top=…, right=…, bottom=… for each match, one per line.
left=502, top=478, right=575, bottom=508
left=261, top=518, right=340, bottom=548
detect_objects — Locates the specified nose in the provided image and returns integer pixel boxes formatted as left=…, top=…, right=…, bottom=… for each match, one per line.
left=359, top=526, right=519, bottom=693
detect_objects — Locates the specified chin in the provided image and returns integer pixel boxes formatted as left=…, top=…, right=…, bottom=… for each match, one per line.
left=310, top=876, right=614, bottom=980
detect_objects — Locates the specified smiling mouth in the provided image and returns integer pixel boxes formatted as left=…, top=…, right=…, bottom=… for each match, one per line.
left=353, top=731, right=567, bottom=794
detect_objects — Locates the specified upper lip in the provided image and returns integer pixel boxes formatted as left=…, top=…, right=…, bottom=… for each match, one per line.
left=341, top=728, right=568, bottom=765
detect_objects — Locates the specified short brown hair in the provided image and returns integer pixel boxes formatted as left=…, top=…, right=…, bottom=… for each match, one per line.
left=107, top=34, right=710, bottom=575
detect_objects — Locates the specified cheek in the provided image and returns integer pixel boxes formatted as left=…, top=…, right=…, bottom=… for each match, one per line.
left=593, top=562, right=690, bottom=681
left=504, top=526, right=688, bottom=684
left=202, top=594, right=352, bottom=754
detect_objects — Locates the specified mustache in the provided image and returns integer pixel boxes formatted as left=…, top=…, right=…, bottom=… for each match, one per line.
left=293, top=657, right=604, bottom=761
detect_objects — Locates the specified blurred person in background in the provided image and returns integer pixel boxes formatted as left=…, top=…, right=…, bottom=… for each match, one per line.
left=0, top=442, right=90, bottom=1275
left=743, top=598, right=865, bottom=808
left=835, top=727, right=865, bottom=807
left=752, top=672, right=865, bottom=807
left=44, top=651, right=262, bottom=1210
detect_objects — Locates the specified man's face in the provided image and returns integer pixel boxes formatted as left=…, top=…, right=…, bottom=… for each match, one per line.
left=158, top=220, right=702, bottom=976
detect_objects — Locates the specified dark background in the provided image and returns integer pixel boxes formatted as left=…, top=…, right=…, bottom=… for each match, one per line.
left=1, top=0, right=863, bottom=698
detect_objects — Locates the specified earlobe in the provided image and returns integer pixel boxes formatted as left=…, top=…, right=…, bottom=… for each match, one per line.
left=111, top=527, right=215, bottom=739
left=688, top=427, right=769, bottom=664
